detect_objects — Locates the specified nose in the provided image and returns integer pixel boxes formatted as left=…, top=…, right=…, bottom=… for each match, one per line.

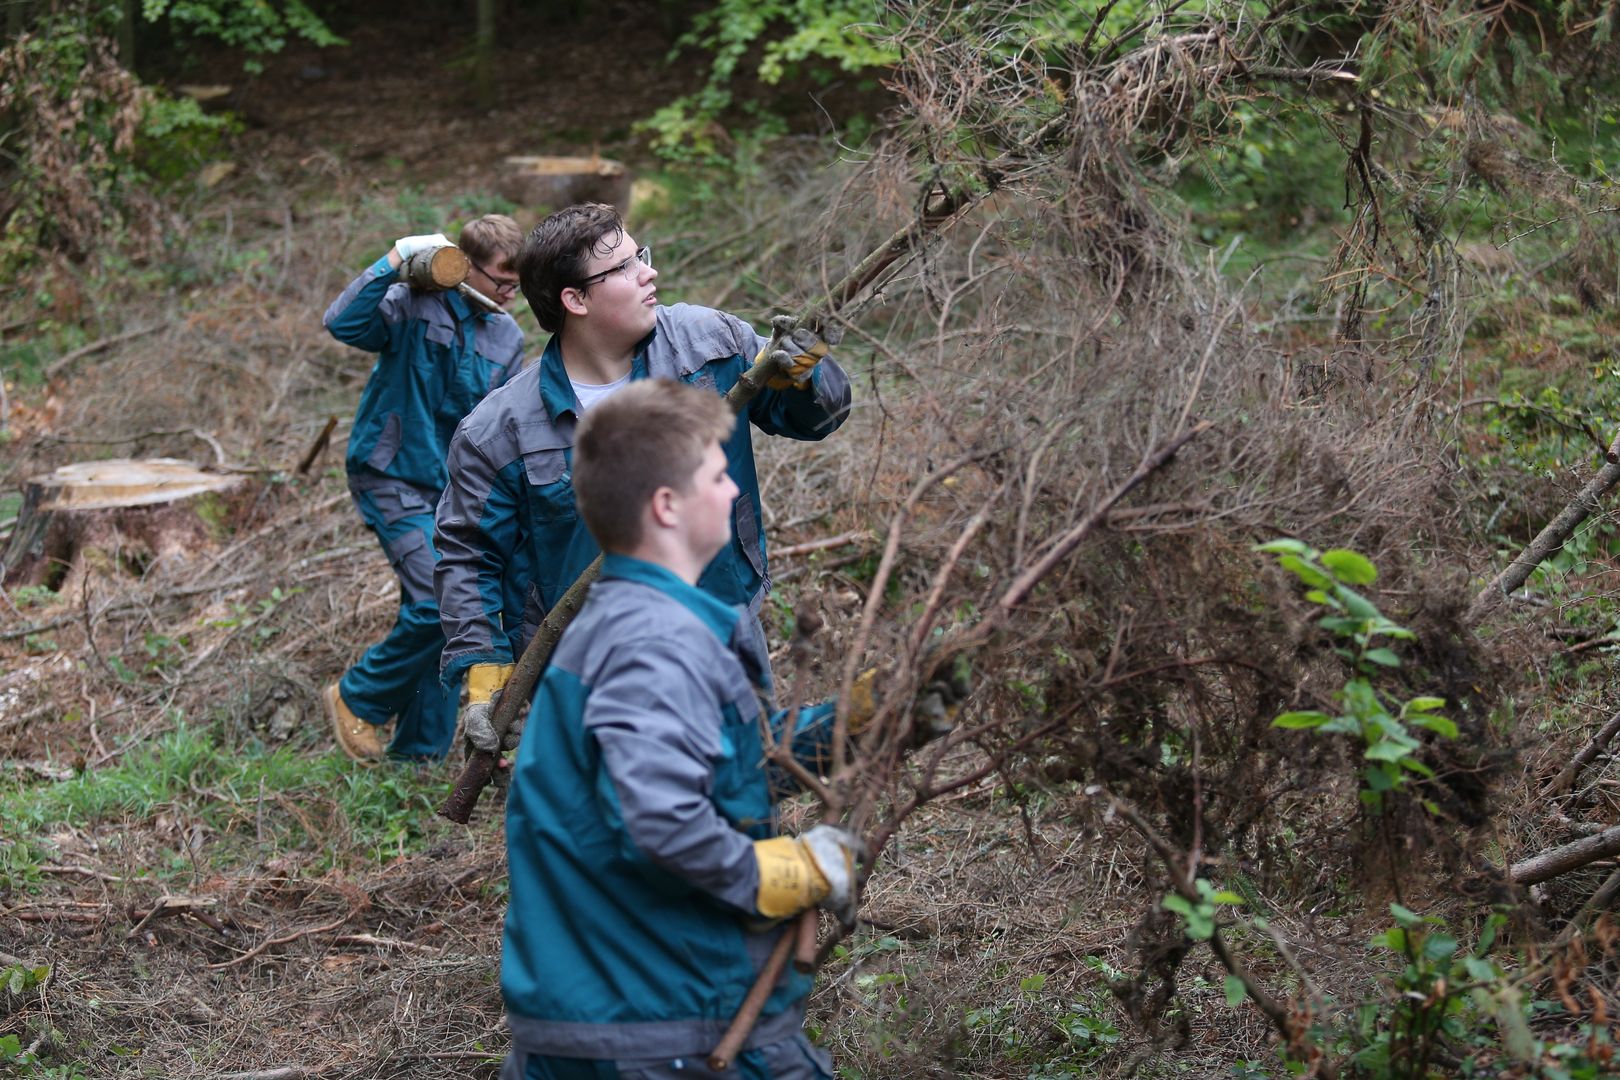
left=640, top=262, right=658, bottom=285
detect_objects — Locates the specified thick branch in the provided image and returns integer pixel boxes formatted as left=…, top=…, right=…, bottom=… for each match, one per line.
left=1510, top=824, right=1620, bottom=885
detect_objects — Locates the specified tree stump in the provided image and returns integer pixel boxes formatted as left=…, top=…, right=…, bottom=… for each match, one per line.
left=496, top=155, right=632, bottom=213
left=2, top=459, right=248, bottom=594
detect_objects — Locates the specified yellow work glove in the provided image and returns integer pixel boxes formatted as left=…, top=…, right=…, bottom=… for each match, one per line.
left=753, top=824, right=865, bottom=924
left=460, top=663, right=516, bottom=753
left=762, top=326, right=832, bottom=390
left=846, top=658, right=971, bottom=745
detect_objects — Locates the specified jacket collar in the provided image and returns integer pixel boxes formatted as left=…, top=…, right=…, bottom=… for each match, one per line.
left=600, top=553, right=740, bottom=644
left=536, top=327, right=657, bottom=423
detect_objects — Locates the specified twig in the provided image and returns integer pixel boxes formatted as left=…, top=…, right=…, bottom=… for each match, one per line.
left=44, top=324, right=161, bottom=379
left=772, top=530, right=870, bottom=559
left=40, top=864, right=125, bottom=883
left=296, top=416, right=339, bottom=475
left=1544, top=708, right=1620, bottom=798
left=208, top=912, right=353, bottom=970
left=330, top=933, right=441, bottom=955
left=1468, top=434, right=1620, bottom=623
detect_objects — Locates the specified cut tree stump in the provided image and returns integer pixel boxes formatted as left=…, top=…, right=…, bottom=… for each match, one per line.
left=495, top=155, right=632, bottom=213
left=2, top=459, right=248, bottom=594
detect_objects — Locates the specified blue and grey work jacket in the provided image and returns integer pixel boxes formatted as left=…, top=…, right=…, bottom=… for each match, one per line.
left=503, top=553, right=837, bottom=1059
left=323, top=254, right=525, bottom=495
left=434, top=302, right=851, bottom=687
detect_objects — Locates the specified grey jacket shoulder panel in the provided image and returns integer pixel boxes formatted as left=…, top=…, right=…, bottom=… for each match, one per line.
left=557, top=579, right=754, bottom=717
left=454, top=361, right=550, bottom=464
left=647, top=304, right=761, bottom=379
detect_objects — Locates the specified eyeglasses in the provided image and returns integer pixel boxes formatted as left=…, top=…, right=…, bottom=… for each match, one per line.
left=578, top=245, right=652, bottom=289
left=470, top=257, right=520, bottom=294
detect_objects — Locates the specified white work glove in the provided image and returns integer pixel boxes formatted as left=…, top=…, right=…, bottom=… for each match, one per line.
left=752, top=824, right=866, bottom=925
left=393, top=232, right=451, bottom=262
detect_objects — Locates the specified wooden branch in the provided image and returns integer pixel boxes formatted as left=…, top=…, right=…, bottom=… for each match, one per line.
left=295, top=416, right=339, bottom=476
left=44, top=324, right=161, bottom=380
left=772, top=530, right=870, bottom=559
left=1510, top=824, right=1620, bottom=885
left=1544, top=708, right=1620, bottom=798
left=208, top=912, right=352, bottom=970
left=1468, top=436, right=1620, bottom=623
left=1553, top=867, right=1620, bottom=948
left=707, top=927, right=795, bottom=1071
left=330, top=933, right=440, bottom=954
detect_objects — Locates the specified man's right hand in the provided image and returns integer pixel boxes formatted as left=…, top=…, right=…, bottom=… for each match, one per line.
left=752, top=824, right=865, bottom=924
left=391, top=232, right=451, bottom=265
left=460, top=662, right=516, bottom=753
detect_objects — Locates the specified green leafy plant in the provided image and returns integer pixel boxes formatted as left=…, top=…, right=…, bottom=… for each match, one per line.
left=1257, top=541, right=1455, bottom=812
left=639, top=0, right=899, bottom=162
left=141, top=0, right=343, bottom=75
left=1162, top=878, right=1247, bottom=941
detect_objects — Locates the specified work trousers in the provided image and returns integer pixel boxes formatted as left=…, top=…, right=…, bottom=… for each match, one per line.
left=502, top=1033, right=833, bottom=1080
left=337, top=481, right=457, bottom=759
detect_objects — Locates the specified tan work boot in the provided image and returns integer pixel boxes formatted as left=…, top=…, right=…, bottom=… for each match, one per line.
left=325, top=683, right=389, bottom=763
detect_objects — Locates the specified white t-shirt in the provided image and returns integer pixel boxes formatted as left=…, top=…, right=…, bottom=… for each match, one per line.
left=571, top=371, right=632, bottom=412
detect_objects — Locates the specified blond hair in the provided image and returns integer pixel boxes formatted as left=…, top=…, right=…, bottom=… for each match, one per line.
left=458, top=213, right=522, bottom=267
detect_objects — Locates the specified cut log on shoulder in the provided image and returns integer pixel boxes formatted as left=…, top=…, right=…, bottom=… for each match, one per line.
left=496, top=155, right=632, bottom=213
left=2, top=458, right=248, bottom=593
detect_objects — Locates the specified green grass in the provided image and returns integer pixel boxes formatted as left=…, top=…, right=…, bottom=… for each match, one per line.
left=0, top=722, right=449, bottom=886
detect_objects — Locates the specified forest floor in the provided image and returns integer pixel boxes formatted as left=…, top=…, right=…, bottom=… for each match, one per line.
left=4, top=8, right=1619, bottom=1080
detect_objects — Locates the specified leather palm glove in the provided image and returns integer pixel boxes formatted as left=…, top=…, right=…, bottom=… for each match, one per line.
left=763, top=326, right=832, bottom=390
left=391, top=232, right=451, bottom=263
left=461, top=662, right=516, bottom=753
left=847, top=657, right=971, bottom=746
left=753, top=824, right=865, bottom=924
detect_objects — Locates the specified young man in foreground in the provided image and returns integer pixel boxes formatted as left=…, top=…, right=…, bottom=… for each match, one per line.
left=433, top=203, right=851, bottom=751
left=321, top=214, right=525, bottom=761
left=500, top=379, right=861, bottom=1080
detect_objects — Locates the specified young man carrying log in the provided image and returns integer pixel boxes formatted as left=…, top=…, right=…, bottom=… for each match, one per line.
left=321, top=214, right=526, bottom=762
left=499, top=378, right=862, bottom=1079
left=433, top=203, right=851, bottom=754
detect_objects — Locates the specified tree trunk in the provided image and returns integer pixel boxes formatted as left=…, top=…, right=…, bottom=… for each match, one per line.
left=118, top=0, right=137, bottom=71
left=1, top=459, right=247, bottom=595
left=496, top=155, right=632, bottom=214
left=474, top=0, right=495, bottom=110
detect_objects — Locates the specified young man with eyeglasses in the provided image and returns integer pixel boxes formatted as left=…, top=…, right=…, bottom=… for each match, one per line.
left=434, top=203, right=851, bottom=753
left=321, top=213, right=527, bottom=762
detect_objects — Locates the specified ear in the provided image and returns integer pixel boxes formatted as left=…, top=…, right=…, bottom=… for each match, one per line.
left=561, top=285, right=590, bottom=318
left=647, top=485, right=680, bottom=530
